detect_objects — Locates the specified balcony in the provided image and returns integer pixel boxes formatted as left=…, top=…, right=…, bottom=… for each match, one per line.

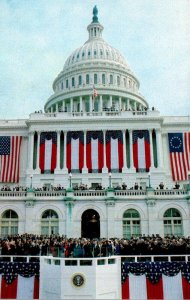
left=0, top=188, right=188, bottom=202
left=29, top=109, right=160, bottom=121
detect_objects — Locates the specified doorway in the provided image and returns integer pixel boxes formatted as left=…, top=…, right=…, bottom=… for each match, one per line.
left=81, top=209, right=100, bottom=238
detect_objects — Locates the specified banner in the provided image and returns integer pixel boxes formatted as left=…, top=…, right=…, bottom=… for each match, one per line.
left=0, top=262, right=39, bottom=299
left=106, top=130, right=123, bottom=172
left=122, top=261, right=190, bottom=300
left=39, top=132, right=57, bottom=174
left=133, top=130, right=151, bottom=172
left=86, top=131, right=103, bottom=172
left=67, top=131, right=84, bottom=172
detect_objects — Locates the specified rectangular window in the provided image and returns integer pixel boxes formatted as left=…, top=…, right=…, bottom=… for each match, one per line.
left=86, top=74, right=90, bottom=84
left=94, top=74, right=98, bottom=84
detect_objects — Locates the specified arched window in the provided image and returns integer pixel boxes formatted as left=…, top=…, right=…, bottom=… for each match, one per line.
left=86, top=74, right=90, bottom=84
left=102, top=74, right=106, bottom=85
left=123, top=209, right=141, bottom=238
left=41, top=210, right=59, bottom=235
left=163, top=208, right=183, bottom=236
left=110, top=74, right=113, bottom=84
left=72, top=77, right=75, bottom=87
left=1, top=210, right=18, bottom=236
left=78, top=75, right=82, bottom=86
left=94, top=74, right=98, bottom=84
left=117, top=76, right=120, bottom=86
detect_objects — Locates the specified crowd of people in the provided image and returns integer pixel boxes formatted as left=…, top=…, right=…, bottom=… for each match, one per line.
left=0, top=182, right=182, bottom=192
left=1, top=234, right=190, bottom=258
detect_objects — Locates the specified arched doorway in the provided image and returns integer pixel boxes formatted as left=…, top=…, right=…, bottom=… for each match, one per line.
left=81, top=209, right=100, bottom=238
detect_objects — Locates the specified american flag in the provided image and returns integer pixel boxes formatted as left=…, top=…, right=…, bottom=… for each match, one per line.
left=92, top=85, right=98, bottom=99
left=0, top=136, right=22, bottom=183
left=122, top=261, right=190, bottom=299
left=168, top=132, right=190, bottom=181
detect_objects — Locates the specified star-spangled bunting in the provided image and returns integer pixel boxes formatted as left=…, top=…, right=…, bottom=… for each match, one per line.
left=0, top=262, right=39, bottom=284
left=121, top=261, right=190, bottom=284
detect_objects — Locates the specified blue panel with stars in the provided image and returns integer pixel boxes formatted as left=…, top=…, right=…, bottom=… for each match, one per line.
left=168, top=133, right=183, bottom=153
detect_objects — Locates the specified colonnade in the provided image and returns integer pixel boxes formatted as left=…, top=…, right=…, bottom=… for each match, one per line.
left=28, top=129, right=163, bottom=173
left=47, top=94, right=146, bottom=114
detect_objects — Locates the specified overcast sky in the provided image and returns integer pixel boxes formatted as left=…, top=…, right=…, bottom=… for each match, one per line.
left=0, top=0, right=190, bottom=119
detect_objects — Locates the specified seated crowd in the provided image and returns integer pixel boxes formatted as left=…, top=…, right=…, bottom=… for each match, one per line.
left=1, top=234, right=190, bottom=258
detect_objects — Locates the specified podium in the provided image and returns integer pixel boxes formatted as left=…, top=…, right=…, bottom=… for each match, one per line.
left=40, top=256, right=121, bottom=299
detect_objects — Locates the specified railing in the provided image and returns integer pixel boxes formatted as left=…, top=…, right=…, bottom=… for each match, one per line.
left=154, top=189, right=187, bottom=196
left=74, top=190, right=107, bottom=197
left=34, top=190, right=66, bottom=197
left=114, top=190, right=146, bottom=196
left=0, top=254, right=190, bottom=263
left=0, top=188, right=188, bottom=199
left=0, top=191, right=27, bottom=197
left=121, top=254, right=190, bottom=263
left=0, top=255, right=40, bottom=262
left=30, top=109, right=160, bottom=119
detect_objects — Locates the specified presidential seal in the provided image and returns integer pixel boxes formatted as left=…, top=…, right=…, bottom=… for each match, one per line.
left=72, top=273, right=85, bottom=287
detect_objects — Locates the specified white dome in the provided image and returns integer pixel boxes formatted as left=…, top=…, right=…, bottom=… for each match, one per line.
left=63, top=12, right=130, bottom=72
left=45, top=6, right=149, bottom=113
left=63, top=39, right=129, bottom=70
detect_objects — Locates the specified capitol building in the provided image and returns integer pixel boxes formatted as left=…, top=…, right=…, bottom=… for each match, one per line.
left=0, top=6, right=189, bottom=239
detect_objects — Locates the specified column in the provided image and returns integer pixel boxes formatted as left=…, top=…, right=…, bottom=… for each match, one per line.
left=102, top=130, right=108, bottom=173
left=80, top=96, right=83, bottom=112
left=89, top=95, right=92, bottom=112
left=129, top=129, right=135, bottom=171
left=70, top=98, right=73, bottom=112
left=25, top=199, right=35, bottom=234
left=119, top=97, right=122, bottom=111
left=82, top=131, right=88, bottom=173
left=56, top=103, right=58, bottom=112
left=149, top=129, right=155, bottom=171
left=122, top=130, right=127, bottom=172
left=109, top=95, right=112, bottom=108
left=100, top=95, right=103, bottom=112
left=146, top=197, right=156, bottom=236
left=36, top=131, right=41, bottom=172
left=62, top=100, right=65, bottom=112
left=156, top=129, right=163, bottom=168
left=134, top=101, right=137, bottom=111
left=65, top=200, right=75, bottom=237
left=127, top=98, right=129, bottom=110
left=55, top=131, right=61, bottom=172
left=28, top=132, right=34, bottom=172
left=106, top=201, right=116, bottom=238
left=51, top=106, right=53, bottom=113
left=63, top=131, right=67, bottom=173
